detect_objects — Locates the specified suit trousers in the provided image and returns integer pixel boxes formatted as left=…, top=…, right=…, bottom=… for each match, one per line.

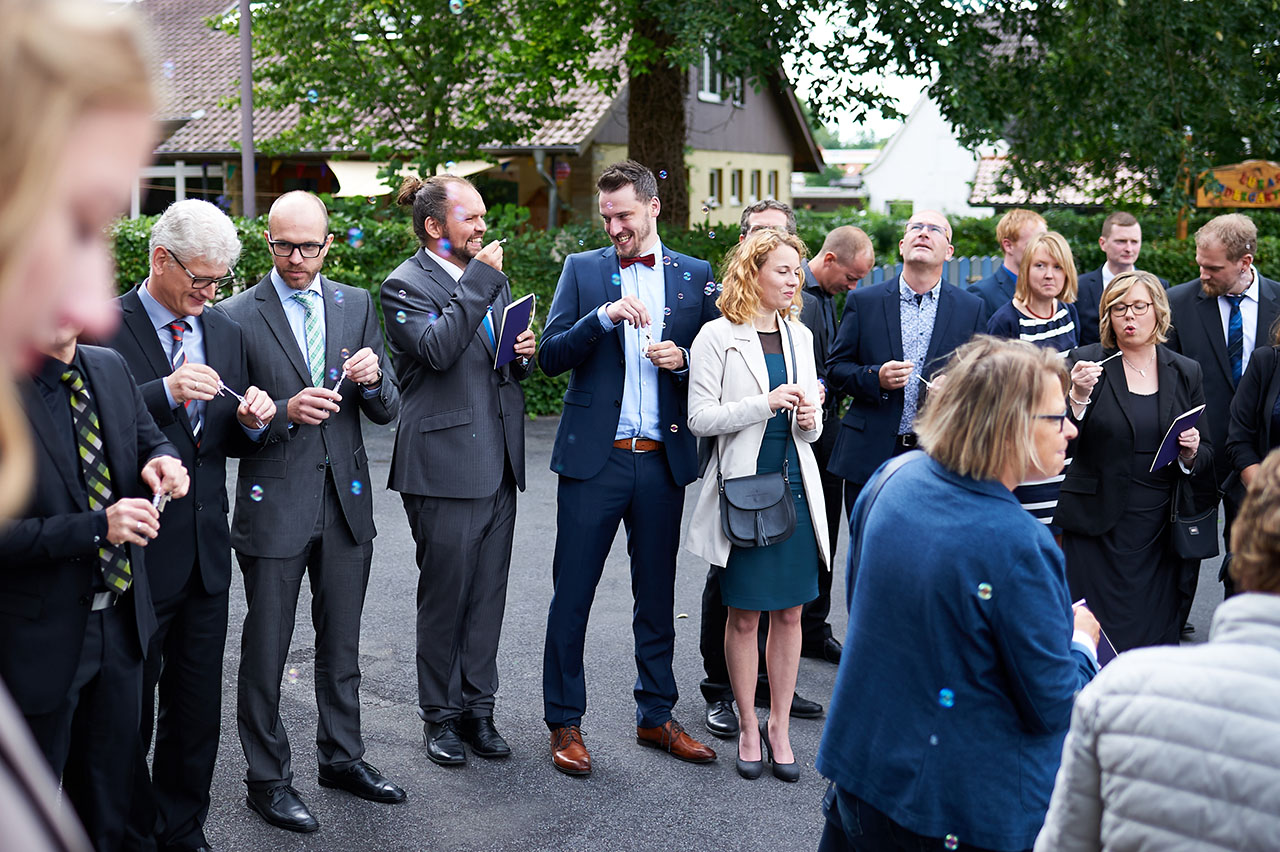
left=236, top=472, right=372, bottom=789
left=401, top=470, right=517, bottom=724
left=543, top=447, right=684, bottom=729
left=25, top=605, right=141, bottom=852
left=125, top=568, right=228, bottom=852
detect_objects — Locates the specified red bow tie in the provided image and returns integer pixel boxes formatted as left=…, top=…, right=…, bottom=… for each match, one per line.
left=619, top=254, right=656, bottom=269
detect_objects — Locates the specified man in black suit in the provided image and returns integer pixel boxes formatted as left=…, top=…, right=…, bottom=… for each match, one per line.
left=1075, top=212, right=1165, bottom=346
left=105, top=200, right=275, bottom=852
left=0, top=322, right=188, bottom=851
left=1167, top=213, right=1280, bottom=601
left=827, top=210, right=985, bottom=508
left=966, top=208, right=1046, bottom=323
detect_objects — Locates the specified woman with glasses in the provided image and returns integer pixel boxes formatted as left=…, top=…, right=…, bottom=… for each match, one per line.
left=1057, top=271, right=1216, bottom=652
left=817, top=336, right=1099, bottom=852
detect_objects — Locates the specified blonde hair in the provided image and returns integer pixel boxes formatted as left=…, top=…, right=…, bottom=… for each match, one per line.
left=1196, top=213, right=1256, bottom=262
left=916, top=336, right=1068, bottom=482
left=717, top=229, right=808, bottom=325
left=0, top=0, right=154, bottom=518
left=1099, top=270, right=1170, bottom=349
left=1016, top=231, right=1078, bottom=304
left=996, top=208, right=1047, bottom=247
left=1231, top=449, right=1280, bottom=594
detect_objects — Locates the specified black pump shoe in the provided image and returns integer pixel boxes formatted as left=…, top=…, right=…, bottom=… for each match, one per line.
left=760, top=721, right=800, bottom=783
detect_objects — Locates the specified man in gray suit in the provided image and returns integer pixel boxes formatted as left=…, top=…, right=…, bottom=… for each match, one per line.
left=218, top=191, right=404, bottom=833
left=379, top=176, right=536, bottom=767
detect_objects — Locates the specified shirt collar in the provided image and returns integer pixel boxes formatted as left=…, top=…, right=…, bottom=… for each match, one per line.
left=424, top=246, right=465, bottom=282
left=270, top=267, right=322, bottom=303
left=1224, top=266, right=1260, bottom=303
left=900, top=277, right=941, bottom=301
left=138, top=278, right=194, bottom=331
left=34, top=349, right=81, bottom=391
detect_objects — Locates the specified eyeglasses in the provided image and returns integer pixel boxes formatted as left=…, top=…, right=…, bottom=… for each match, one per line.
left=905, top=222, right=947, bottom=237
left=168, top=251, right=236, bottom=291
left=267, top=237, right=327, bottom=258
left=1108, top=301, right=1152, bottom=317
left=1036, top=409, right=1070, bottom=432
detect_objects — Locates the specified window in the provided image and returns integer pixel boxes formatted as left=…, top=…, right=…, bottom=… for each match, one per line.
left=707, top=169, right=723, bottom=208
left=698, top=49, right=744, bottom=104
left=767, top=171, right=779, bottom=198
left=729, top=169, right=743, bottom=206
left=749, top=170, right=761, bottom=203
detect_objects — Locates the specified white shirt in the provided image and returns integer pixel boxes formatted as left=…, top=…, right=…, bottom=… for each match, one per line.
left=1216, top=266, right=1261, bottom=375
left=425, top=247, right=463, bottom=283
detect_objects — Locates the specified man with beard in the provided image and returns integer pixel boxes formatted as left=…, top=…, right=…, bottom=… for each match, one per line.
left=379, top=176, right=536, bottom=767
left=1075, top=212, right=1166, bottom=347
left=539, top=160, right=720, bottom=776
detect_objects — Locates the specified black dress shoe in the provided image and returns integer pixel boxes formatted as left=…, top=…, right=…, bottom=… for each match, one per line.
left=755, top=689, right=824, bottom=719
left=423, top=719, right=467, bottom=766
left=1181, top=622, right=1196, bottom=636
left=245, top=784, right=318, bottom=833
left=459, top=716, right=511, bottom=759
left=318, top=760, right=407, bottom=803
left=705, top=699, right=739, bottom=738
left=802, top=636, right=843, bottom=664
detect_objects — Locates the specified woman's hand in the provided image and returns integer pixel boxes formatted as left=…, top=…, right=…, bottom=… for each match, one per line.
left=1069, top=360, right=1102, bottom=402
left=1178, top=426, right=1200, bottom=460
left=796, top=398, right=818, bottom=431
left=768, top=383, right=804, bottom=413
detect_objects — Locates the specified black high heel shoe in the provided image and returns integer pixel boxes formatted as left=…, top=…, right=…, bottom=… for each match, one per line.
left=760, top=720, right=800, bottom=782
left=736, top=729, right=764, bottom=780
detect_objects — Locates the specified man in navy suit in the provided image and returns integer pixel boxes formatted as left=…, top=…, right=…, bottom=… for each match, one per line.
left=1075, top=212, right=1165, bottom=346
left=827, top=210, right=985, bottom=509
left=966, top=208, right=1046, bottom=323
left=539, top=160, right=719, bottom=776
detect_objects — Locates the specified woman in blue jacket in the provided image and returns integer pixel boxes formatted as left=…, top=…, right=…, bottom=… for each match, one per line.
left=816, top=336, right=1101, bottom=852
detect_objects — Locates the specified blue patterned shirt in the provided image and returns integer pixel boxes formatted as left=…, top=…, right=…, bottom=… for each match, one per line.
left=899, top=277, right=940, bottom=434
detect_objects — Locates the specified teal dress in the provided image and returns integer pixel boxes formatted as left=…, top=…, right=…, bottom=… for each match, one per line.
left=721, top=334, right=821, bottom=611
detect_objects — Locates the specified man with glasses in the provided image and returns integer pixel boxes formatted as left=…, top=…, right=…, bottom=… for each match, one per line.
left=104, top=199, right=277, bottom=852
left=826, top=210, right=985, bottom=509
left=220, top=191, right=403, bottom=833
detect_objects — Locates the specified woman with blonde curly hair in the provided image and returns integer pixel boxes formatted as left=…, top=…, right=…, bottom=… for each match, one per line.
left=685, top=228, right=828, bottom=782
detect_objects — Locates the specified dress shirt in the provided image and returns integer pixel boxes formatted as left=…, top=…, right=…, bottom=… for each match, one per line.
left=597, top=239, right=668, bottom=442
left=1216, top=266, right=1261, bottom=375
left=899, top=276, right=941, bottom=434
left=270, top=267, right=378, bottom=400
left=1101, top=262, right=1122, bottom=288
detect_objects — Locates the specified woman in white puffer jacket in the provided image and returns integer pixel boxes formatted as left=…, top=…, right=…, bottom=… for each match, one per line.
left=1035, top=448, right=1280, bottom=852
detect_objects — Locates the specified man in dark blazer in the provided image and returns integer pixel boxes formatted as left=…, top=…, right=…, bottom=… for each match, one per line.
left=539, top=160, right=719, bottom=776
left=1167, top=213, right=1280, bottom=602
left=0, top=323, right=188, bottom=851
left=104, top=200, right=275, bottom=852
left=218, top=192, right=403, bottom=833
left=379, top=175, right=536, bottom=767
left=1075, top=212, right=1165, bottom=347
left=827, top=210, right=986, bottom=508
left=966, top=208, right=1046, bottom=323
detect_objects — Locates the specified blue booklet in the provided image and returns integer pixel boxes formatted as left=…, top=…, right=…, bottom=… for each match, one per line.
left=494, top=294, right=535, bottom=369
left=1150, top=404, right=1206, bottom=472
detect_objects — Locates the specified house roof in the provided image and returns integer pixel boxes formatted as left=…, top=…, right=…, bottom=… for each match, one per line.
left=969, top=155, right=1153, bottom=206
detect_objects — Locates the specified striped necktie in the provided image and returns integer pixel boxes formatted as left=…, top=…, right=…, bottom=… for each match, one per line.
left=290, top=290, right=326, bottom=386
left=1226, top=295, right=1245, bottom=387
left=61, top=366, right=132, bottom=594
left=482, top=305, right=496, bottom=347
left=166, top=320, right=201, bottom=439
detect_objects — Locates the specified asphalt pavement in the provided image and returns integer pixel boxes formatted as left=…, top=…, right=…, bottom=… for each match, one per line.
left=201, top=415, right=1227, bottom=851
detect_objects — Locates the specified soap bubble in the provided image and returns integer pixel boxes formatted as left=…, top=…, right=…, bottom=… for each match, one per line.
left=702, top=205, right=710, bottom=213
left=398, top=289, right=407, bottom=298
left=611, top=273, right=621, bottom=287
left=938, top=688, right=955, bottom=708
left=333, top=289, right=344, bottom=305
left=346, top=226, right=363, bottom=247
left=439, top=238, right=452, bottom=256
left=929, top=734, right=939, bottom=746
left=287, top=667, right=299, bottom=684
left=677, top=292, right=685, bottom=299
left=350, top=480, right=363, bottom=496
left=449, top=0, right=463, bottom=13
left=445, top=160, right=456, bottom=169
left=395, top=310, right=407, bottom=323
left=425, top=311, right=438, bottom=324
left=704, top=283, right=715, bottom=295
left=663, top=307, right=671, bottom=316
left=669, top=424, right=678, bottom=433
left=658, top=170, right=668, bottom=179
left=249, top=484, right=264, bottom=502
left=579, top=239, right=585, bottom=246
left=662, top=256, right=671, bottom=266
left=944, top=836, right=959, bottom=851
left=306, top=88, right=319, bottom=103
left=328, top=367, right=339, bottom=381
left=340, top=347, right=351, bottom=359
left=716, top=282, right=724, bottom=292
left=683, top=272, right=691, bottom=281
left=709, top=231, right=716, bottom=239
left=978, top=583, right=993, bottom=600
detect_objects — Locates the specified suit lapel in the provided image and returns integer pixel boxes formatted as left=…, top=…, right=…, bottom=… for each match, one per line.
left=599, top=248, right=627, bottom=350
left=1193, top=288, right=1233, bottom=388
left=20, top=380, right=86, bottom=510
left=883, top=282, right=904, bottom=361
left=1257, top=275, right=1280, bottom=348
left=1155, top=347, right=1178, bottom=433
left=80, top=350, right=133, bottom=499
left=253, top=276, right=312, bottom=386
left=1100, top=352, right=1136, bottom=438
left=923, top=285, right=957, bottom=375
left=732, top=323, right=771, bottom=393
left=320, top=276, right=344, bottom=383
left=120, top=286, right=174, bottom=379
left=201, top=309, right=238, bottom=447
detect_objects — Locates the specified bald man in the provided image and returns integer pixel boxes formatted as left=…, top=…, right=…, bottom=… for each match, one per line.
left=219, top=191, right=404, bottom=833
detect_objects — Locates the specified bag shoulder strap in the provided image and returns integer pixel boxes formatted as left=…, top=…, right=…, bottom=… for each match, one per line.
left=717, top=315, right=799, bottom=486
left=848, top=450, right=925, bottom=595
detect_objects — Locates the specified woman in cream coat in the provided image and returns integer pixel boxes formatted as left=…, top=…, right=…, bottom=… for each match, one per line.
left=686, top=229, right=828, bottom=782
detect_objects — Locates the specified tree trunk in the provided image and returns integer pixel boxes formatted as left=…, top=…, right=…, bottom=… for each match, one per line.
left=626, top=15, right=689, bottom=228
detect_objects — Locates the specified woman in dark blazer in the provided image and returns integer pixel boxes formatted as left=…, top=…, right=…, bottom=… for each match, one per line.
left=1058, top=271, right=1217, bottom=652
left=1227, top=334, right=1280, bottom=493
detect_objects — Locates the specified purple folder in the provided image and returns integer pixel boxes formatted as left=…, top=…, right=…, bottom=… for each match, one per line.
left=1150, top=404, right=1206, bottom=473
left=494, top=294, right=535, bottom=369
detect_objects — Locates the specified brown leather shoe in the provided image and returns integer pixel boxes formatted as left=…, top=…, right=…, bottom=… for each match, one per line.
left=636, top=718, right=717, bottom=763
left=550, top=726, right=591, bottom=776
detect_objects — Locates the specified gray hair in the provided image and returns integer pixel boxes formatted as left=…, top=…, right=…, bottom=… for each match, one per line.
left=149, top=199, right=242, bottom=269
left=739, top=199, right=796, bottom=236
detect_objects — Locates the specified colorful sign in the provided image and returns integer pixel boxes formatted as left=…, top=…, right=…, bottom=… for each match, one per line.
left=1197, top=159, right=1280, bottom=208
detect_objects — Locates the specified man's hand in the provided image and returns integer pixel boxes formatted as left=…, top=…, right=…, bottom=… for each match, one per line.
left=166, top=363, right=221, bottom=405
left=605, top=295, right=651, bottom=328
left=105, top=498, right=160, bottom=547
left=287, top=387, right=342, bottom=425
left=237, top=386, right=276, bottom=429
left=513, top=327, right=537, bottom=358
left=474, top=240, right=504, bottom=271
left=878, top=360, right=915, bottom=391
left=342, top=347, right=381, bottom=387
left=1072, top=603, right=1102, bottom=646
left=645, top=340, right=684, bottom=371
left=141, top=456, right=189, bottom=500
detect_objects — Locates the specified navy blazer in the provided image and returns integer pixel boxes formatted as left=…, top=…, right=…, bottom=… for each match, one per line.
left=1227, top=344, right=1280, bottom=477
left=825, top=276, right=985, bottom=486
left=104, top=287, right=263, bottom=602
left=0, top=345, right=176, bottom=715
left=966, top=264, right=1015, bottom=324
left=539, top=245, right=718, bottom=486
left=1075, top=267, right=1169, bottom=348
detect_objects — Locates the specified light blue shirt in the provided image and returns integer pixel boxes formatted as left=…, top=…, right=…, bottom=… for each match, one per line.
left=596, top=240, right=667, bottom=442
left=270, top=267, right=380, bottom=399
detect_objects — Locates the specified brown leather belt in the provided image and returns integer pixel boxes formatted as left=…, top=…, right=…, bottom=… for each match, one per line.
left=613, top=438, right=664, bottom=452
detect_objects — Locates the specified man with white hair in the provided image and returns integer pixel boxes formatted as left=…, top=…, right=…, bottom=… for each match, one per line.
left=104, top=199, right=276, bottom=852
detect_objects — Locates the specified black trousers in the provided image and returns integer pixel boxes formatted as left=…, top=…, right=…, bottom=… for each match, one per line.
left=125, top=568, right=228, bottom=852
left=25, top=604, right=142, bottom=852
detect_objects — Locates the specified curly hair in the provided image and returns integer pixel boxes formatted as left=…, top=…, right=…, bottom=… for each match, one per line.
left=1230, top=450, right=1280, bottom=594
left=717, top=229, right=808, bottom=325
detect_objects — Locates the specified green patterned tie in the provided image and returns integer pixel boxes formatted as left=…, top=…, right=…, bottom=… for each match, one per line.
left=61, top=366, right=132, bottom=594
left=290, top=290, right=325, bottom=387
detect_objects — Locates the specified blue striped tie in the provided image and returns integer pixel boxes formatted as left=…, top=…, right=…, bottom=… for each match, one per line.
left=1227, top=295, right=1244, bottom=387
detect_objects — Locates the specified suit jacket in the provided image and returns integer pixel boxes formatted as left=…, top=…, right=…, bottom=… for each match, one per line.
left=379, top=249, right=530, bottom=498
left=683, top=316, right=829, bottom=568
left=1056, top=343, right=1216, bottom=537
left=217, top=275, right=399, bottom=559
left=799, top=263, right=840, bottom=420
left=1165, top=273, right=1280, bottom=493
left=825, top=276, right=985, bottom=486
left=0, top=345, right=175, bottom=715
left=966, top=264, right=1016, bottom=324
left=1075, top=267, right=1170, bottom=348
left=1227, top=344, right=1280, bottom=477
left=103, top=286, right=262, bottom=601
left=538, top=245, right=719, bottom=487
